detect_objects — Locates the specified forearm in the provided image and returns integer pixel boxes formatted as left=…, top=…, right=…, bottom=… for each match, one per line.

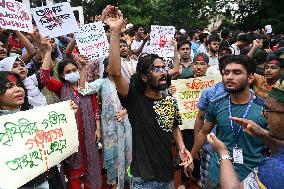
left=132, top=42, right=146, bottom=56
left=219, top=149, right=243, bottom=189
left=79, top=66, right=87, bottom=89
left=173, top=127, right=186, bottom=149
left=247, top=46, right=257, bottom=58
left=259, top=130, right=284, bottom=151
left=170, top=45, right=180, bottom=76
left=109, top=30, right=122, bottom=77
left=95, top=119, right=101, bottom=131
left=191, top=129, right=209, bottom=157
left=194, top=110, right=205, bottom=139
left=65, top=38, right=76, bottom=56
left=16, top=31, right=36, bottom=62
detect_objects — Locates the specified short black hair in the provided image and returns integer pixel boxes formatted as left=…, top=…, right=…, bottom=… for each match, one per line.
left=177, top=40, right=191, bottom=50
left=199, top=33, right=209, bottom=43
left=221, top=28, right=231, bottom=39
left=254, top=50, right=268, bottom=65
left=208, top=35, right=221, bottom=44
left=237, top=33, right=249, bottom=43
left=133, top=24, right=144, bottom=32
left=57, top=59, right=79, bottom=82
left=222, top=55, right=256, bottom=75
left=120, top=39, right=127, bottom=45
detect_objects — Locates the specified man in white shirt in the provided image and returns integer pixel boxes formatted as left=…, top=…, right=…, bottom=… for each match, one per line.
left=206, top=35, right=220, bottom=66
left=230, top=33, right=249, bottom=55
left=197, top=33, right=209, bottom=54
left=131, top=24, right=150, bottom=56
left=120, top=39, right=137, bottom=83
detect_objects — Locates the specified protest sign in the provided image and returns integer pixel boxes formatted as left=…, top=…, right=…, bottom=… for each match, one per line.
left=74, top=22, right=109, bottom=60
left=172, top=76, right=221, bottom=130
left=0, top=101, right=79, bottom=189
left=31, top=2, right=78, bottom=38
left=0, top=0, right=33, bottom=32
left=150, top=25, right=175, bottom=57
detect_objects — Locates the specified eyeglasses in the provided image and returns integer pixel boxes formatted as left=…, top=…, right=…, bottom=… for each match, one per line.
left=152, top=66, right=168, bottom=74
left=262, top=107, right=284, bottom=118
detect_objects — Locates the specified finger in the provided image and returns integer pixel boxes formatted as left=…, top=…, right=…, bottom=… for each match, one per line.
left=207, top=134, right=215, bottom=144
left=229, top=116, right=249, bottom=126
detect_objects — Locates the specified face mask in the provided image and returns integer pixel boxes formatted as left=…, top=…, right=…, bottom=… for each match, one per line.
left=64, top=71, right=80, bottom=83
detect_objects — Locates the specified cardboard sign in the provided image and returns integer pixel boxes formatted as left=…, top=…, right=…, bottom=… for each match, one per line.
left=74, top=22, right=109, bottom=60
left=0, top=0, right=33, bottom=32
left=172, top=76, right=221, bottom=130
left=0, top=101, right=79, bottom=189
left=31, top=2, right=78, bottom=38
left=150, top=25, right=175, bottom=57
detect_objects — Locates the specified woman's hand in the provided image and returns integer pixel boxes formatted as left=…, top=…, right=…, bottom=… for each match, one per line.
left=95, top=129, right=101, bottom=143
left=116, top=109, right=127, bottom=122
left=69, top=100, right=78, bottom=113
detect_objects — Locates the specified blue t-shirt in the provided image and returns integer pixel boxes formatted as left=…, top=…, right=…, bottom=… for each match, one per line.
left=205, top=94, right=268, bottom=184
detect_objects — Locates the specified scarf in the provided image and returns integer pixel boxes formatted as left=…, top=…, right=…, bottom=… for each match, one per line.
left=60, top=83, right=101, bottom=189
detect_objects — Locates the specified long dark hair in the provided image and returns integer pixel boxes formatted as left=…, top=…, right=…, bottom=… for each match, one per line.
left=129, top=53, right=161, bottom=93
left=57, top=59, right=79, bottom=82
left=0, top=71, right=30, bottom=111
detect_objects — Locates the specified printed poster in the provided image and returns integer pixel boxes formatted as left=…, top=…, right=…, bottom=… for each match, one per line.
left=150, top=25, right=175, bottom=57
left=0, top=101, right=79, bottom=189
left=0, top=0, right=33, bottom=32
left=74, top=22, right=109, bottom=60
left=31, top=2, right=78, bottom=38
left=172, top=76, right=221, bottom=130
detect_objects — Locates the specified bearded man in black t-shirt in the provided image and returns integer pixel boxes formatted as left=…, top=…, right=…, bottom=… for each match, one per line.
left=103, top=6, right=193, bottom=189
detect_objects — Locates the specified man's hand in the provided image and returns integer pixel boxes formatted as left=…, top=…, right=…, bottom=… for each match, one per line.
left=207, top=133, right=229, bottom=155
left=168, top=85, right=176, bottom=95
left=143, top=33, right=150, bottom=42
left=229, top=116, right=266, bottom=137
left=252, top=39, right=263, bottom=49
left=178, top=146, right=193, bottom=168
left=104, top=6, right=124, bottom=32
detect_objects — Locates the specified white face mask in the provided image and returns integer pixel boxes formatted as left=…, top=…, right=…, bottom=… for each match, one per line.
left=64, top=71, right=80, bottom=83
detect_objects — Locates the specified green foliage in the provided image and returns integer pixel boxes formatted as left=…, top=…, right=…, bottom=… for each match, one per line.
left=30, top=0, right=284, bottom=34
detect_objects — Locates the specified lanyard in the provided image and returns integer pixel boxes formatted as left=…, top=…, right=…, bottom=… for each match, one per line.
left=228, top=93, right=254, bottom=145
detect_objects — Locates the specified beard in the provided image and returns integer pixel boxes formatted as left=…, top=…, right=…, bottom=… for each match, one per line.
left=148, top=75, right=167, bottom=91
left=224, top=79, right=248, bottom=93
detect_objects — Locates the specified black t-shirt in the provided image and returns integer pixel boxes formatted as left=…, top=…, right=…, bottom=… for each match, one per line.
left=118, top=87, right=182, bottom=182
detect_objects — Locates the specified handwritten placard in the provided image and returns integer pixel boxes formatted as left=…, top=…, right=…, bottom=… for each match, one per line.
left=172, top=76, right=221, bottom=130
left=0, top=101, right=79, bottom=189
left=74, top=22, right=109, bottom=60
left=150, top=25, right=175, bottom=57
left=31, top=2, right=78, bottom=38
left=0, top=0, right=33, bottom=32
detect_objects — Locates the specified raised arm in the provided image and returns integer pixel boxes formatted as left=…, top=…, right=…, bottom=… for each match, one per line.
left=65, top=38, right=76, bottom=57
left=105, top=7, right=129, bottom=97
left=131, top=34, right=149, bottom=56
left=169, top=38, right=180, bottom=76
left=15, top=31, right=36, bottom=63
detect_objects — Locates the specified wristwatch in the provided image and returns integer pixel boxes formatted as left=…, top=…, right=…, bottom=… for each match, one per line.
left=218, top=154, right=233, bottom=164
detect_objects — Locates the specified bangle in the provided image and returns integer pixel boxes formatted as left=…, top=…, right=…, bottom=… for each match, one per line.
left=218, top=154, right=232, bottom=164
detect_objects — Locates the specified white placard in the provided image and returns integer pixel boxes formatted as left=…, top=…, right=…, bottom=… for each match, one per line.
left=31, top=2, right=78, bottom=38
left=74, top=22, right=109, bottom=60
left=0, top=101, right=79, bottom=189
left=265, top=25, right=272, bottom=34
left=150, top=25, right=175, bottom=57
left=0, top=0, right=33, bottom=32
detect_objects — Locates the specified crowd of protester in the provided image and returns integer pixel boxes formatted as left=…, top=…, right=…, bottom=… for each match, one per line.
left=0, top=5, right=283, bottom=189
